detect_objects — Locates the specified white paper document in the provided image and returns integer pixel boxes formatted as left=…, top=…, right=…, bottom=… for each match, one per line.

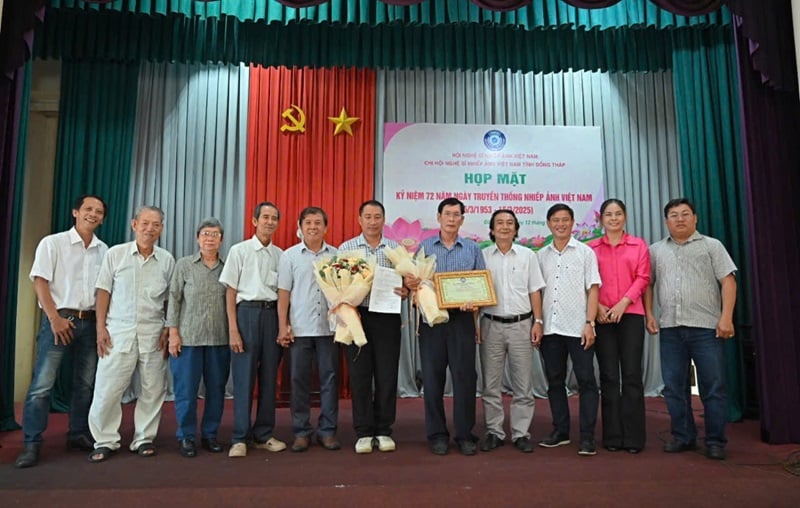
left=368, top=265, right=403, bottom=314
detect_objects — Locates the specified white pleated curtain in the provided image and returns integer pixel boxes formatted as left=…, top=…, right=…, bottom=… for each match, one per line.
left=128, top=62, right=250, bottom=258
left=375, top=68, right=682, bottom=397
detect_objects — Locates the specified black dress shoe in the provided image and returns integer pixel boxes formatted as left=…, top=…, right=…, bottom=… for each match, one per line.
left=604, top=445, right=622, bottom=452
left=15, top=443, right=41, bottom=468
left=67, top=435, right=95, bottom=451
left=429, top=439, right=449, bottom=456
left=480, top=433, right=504, bottom=452
left=458, top=440, right=478, bottom=456
left=201, top=438, right=223, bottom=453
left=513, top=437, right=534, bottom=453
left=179, top=439, right=197, bottom=458
left=626, top=447, right=642, bottom=454
left=663, top=440, right=697, bottom=453
left=705, top=444, right=726, bottom=460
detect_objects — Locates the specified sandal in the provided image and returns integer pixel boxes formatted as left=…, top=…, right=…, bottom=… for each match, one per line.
left=88, top=446, right=114, bottom=463
left=132, top=442, right=157, bottom=457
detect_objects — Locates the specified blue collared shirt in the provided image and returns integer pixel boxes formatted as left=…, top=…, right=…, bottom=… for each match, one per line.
left=418, top=234, right=486, bottom=273
left=278, top=241, right=337, bottom=337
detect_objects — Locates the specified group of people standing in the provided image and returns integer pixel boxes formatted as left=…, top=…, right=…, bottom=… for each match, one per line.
left=14, top=193, right=736, bottom=469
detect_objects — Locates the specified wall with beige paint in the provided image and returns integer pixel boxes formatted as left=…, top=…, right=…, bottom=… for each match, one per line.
left=15, top=60, right=62, bottom=402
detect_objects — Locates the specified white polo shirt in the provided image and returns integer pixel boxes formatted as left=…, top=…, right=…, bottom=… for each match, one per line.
left=95, top=241, right=175, bottom=353
left=30, top=227, right=109, bottom=311
left=219, top=235, right=282, bottom=303
left=481, top=243, right=545, bottom=317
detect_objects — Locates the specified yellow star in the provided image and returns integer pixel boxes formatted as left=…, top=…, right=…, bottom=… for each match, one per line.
left=328, top=107, right=359, bottom=136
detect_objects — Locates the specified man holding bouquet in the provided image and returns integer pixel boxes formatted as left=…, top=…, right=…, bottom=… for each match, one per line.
left=339, top=200, right=409, bottom=454
left=277, top=207, right=341, bottom=452
left=405, top=198, right=486, bottom=456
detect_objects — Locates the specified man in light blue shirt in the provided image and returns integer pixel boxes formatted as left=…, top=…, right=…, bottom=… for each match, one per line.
left=278, top=207, right=340, bottom=452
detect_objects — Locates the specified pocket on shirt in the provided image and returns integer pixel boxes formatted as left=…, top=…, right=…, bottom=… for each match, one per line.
left=265, top=270, right=279, bottom=290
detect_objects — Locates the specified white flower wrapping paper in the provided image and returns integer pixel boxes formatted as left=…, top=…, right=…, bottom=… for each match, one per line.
left=384, top=245, right=449, bottom=326
left=313, top=252, right=376, bottom=346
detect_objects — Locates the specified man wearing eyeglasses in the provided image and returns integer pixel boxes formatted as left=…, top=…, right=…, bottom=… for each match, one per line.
left=404, top=197, right=486, bottom=456
left=644, top=197, right=737, bottom=461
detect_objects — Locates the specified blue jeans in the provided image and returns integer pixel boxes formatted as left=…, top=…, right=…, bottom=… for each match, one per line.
left=659, top=326, right=727, bottom=447
left=170, top=345, right=230, bottom=441
left=290, top=336, right=339, bottom=438
left=22, top=315, right=98, bottom=444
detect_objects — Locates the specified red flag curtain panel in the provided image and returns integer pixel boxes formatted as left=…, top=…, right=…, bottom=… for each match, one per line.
left=245, top=66, right=376, bottom=248
left=246, top=66, right=376, bottom=399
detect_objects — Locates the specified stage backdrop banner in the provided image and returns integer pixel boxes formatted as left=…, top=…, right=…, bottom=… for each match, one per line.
left=382, top=123, right=605, bottom=251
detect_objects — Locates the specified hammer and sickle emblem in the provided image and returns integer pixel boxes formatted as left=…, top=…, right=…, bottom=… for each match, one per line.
left=280, top=104, right=306, bottom=133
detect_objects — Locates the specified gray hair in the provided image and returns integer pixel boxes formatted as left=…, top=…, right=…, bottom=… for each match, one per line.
left=133, top=205, right=165, bottom=222
left=196, top=217, right=224, bottom=237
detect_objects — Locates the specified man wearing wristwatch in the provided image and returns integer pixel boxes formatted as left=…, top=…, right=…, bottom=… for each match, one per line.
left=479, top=210, right=546, bottom=454
left=536, top=203, right=601, bottom=456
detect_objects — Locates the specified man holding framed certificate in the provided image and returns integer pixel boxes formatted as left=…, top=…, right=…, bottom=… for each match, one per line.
left=404, top=197, right=486, bottom=456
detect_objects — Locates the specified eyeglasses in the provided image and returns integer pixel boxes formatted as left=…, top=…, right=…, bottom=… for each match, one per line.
left=441, top=212, right=463, bottom=219
left=667, top=212, right=693, bottom=221
left=200, top=231, right=222, bottom=238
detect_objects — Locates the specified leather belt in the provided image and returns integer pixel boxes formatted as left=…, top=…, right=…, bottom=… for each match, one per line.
left=238, top=300, right=277, bottom=309
left=58, top=309, right=96, bottom=321
left=483, top=311, right=532, bottom=324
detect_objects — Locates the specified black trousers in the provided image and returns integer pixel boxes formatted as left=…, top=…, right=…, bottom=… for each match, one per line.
left=418, top=311, right=477, bottom=443
left=594, top=314, right=646, bottom=449
left=345, top=309, right=402, bottom=438
left=540, top=334, right=599, bottom=441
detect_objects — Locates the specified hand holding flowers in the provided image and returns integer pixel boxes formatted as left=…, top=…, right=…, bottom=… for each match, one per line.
left=385, top=245, right=449, bottom=327
left=314, top=253, right=376, bottom=346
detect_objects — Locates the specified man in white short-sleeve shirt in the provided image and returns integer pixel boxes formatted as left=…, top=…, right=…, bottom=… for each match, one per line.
left=15, top=195, right=108, bottom=468
left=218, top=201, right=286, bottom=458
left=536, top=203, right=601, bottom=457
left=88, top=206, right=175, bottom=462
left=479, top=209, right=545, bottom=454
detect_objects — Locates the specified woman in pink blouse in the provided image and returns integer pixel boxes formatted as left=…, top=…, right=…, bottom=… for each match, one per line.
left=589, top=199, right=651, bottom=453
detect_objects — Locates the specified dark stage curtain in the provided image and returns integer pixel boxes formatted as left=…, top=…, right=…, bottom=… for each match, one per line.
left=731, top=0, right=800, bottom=444
left=0, top=0, right=46, bottom=432
left=671, top=27, right=748, bottom=422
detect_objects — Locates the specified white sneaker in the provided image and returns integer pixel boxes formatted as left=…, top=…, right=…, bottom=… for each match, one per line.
left=228, top=442, right=247, bottom=458
left=375, top=435, right=396, bottom=452
left=253, top=437, right=287, bottom=452
left=355, top=437, right=374, bottom=454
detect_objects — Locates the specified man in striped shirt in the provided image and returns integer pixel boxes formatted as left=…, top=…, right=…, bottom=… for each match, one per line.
left=644, top=198, right=737, bottom=461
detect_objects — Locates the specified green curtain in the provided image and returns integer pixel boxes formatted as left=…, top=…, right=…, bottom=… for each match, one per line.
left=0, top=63, right=31, bottom=432
left=671, top=27, right=749, bottom=422
left=47, top=60, right=139, bottom=412
left=36, top=10, right=683, bottom=73
left=47, top=0, right=730, bottom=29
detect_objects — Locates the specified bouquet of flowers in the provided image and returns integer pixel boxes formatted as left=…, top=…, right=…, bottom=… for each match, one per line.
left=314, top=252, right=376, bottom=346
left=384, top=245, right=449, bottom=327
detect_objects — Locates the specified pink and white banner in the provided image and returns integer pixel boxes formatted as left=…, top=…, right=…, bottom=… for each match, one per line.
left=382, top=123, right=604, bottom=251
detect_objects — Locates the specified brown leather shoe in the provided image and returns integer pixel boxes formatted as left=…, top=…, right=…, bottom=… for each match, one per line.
left=291, top=436, right=310, bottom=453
left=317, top=435, right=342, bottom=451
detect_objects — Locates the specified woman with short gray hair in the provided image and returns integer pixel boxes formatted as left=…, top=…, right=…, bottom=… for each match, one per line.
left=165, top=218, right=230, bottom=457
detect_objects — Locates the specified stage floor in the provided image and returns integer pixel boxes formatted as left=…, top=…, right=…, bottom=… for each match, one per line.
left=2, top=396, right=798, bottom=507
